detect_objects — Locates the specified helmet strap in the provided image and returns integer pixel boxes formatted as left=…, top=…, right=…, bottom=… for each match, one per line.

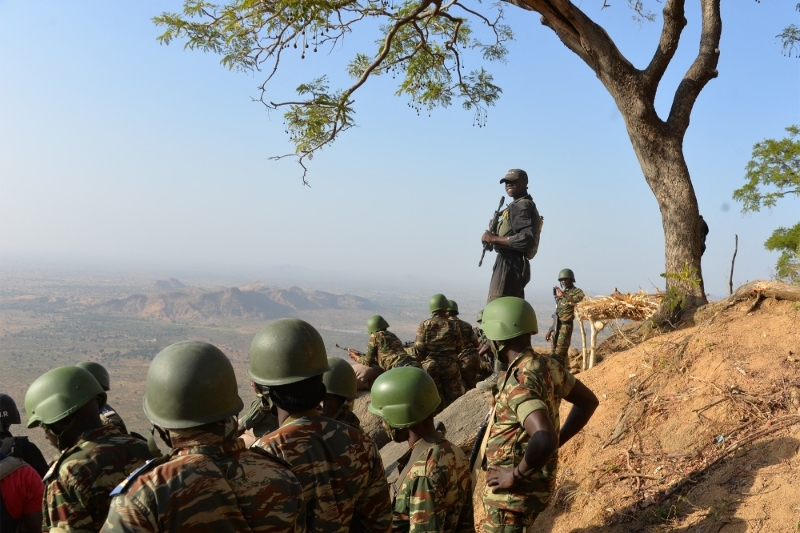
left=154, top=425, right=173, bottom=449
left=489, top=339, right=507, bottom=360
left=44, top=416, right=77, bottom=450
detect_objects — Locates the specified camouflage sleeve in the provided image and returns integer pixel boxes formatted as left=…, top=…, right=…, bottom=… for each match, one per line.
left=566, top=288, right=585, bottom=304
left=354, top=439, right=392, bottom=533
left=45, top=478, right=96, bottom=533
left=393, top=475, right=447, bottom=533
left=514, top=365, right=549, bottom=427
left=358, top=335, right=378, bottom=366
left=467, top=324, right=480, bottom=348
left=413, top=323, right=427, bottom=361
left=102, top=492, right=159, bottom=532
left=506, top=200, right=538, bottom=252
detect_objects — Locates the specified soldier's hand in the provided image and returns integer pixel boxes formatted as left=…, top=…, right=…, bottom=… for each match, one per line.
left=554, top=287, right=564, bottom=297
left=347, top=349, right=360, bottom=361
left=481, top=231, right=497, bottom=245
left=545, top=331, right=552, bottom=342
left=486, top=465, right=516, bottom=491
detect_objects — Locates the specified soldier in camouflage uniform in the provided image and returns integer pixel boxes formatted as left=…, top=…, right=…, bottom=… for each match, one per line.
left=414, top=294, right=465, bottom=412
left=102, top=341, right=304, bottom=533
left=544, top=269, right=585, bottom=368
left=321, top=357, right=361, bottom=429
left=446, top=300, right=483, bottom=390
left=76, top=361, right=129, bottom=434
left=239, top=382, right=279, bottom=448
left=352, top=315, right=419, bottom=388
left=24, top=366, right=151, bottom=533
left=250, top=318, right=392, bottom=533
left=369, top=367, right=473, bottom=533
left=478, top=297, right=598, bottom=532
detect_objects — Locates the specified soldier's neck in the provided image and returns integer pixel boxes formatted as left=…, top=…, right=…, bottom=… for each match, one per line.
left=406, top=418, right=436, bottom=449
left=500, top=335, right=533, bottom=365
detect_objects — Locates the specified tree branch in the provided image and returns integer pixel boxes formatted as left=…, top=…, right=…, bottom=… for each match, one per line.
left=643, top=0, right=686, bottom=94
left=667, top=0, right=721, bottom=135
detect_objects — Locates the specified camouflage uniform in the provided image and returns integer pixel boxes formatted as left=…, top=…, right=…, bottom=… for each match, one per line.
left=449, top=317, right=482, bottom=389
left=552, top=286, right=584, bottom=368
left=414, top=316, right=464, bottom=410
left=253, top=411, right=392, bottom=533
left=102, top=419, right=304, bottom=533
left=328, top=405, right=361, bottom=429
left=43, top=424, right=151, bottom=533
left=100, top=404, right=128, bottom=434
left=239, top=396, right=279, bottom=448
left=358, top=330, right=420, bottom=371
left=482, top=347, right=575, bottom=532
left=392, top=435, right=473, bottom=533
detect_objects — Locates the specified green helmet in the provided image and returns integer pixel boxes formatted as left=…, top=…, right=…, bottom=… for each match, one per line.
left=0, top=394, right=21, bottom=425
left=477, top=310, right=483, bottom=323
left=323, top=358, right=358, bottom=400
left=24, top=366, right=106, bottom=428
left=248, top=318, right=331, bottom=386
left=76, top=361, right=110, bottom=391
left=143, top=341, right=243, bottom=429
left=481, top=297, right=538, bottom=341
left=447, top=300, right=459, bottom=315
left=429, top=294, right=448, bottom=313
left=366, top=315, right=389, bottom=334
left=558, top=268, right=575, bottom=281
left=368, top=367, right=440, bottom=428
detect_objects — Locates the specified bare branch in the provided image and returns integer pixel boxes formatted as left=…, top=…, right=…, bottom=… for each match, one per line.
left=667, top=0, right=721, bottom=135
left=643, top=0, right=686, bottom=94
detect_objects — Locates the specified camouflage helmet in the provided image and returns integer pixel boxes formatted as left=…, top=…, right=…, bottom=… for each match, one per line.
left=558, top=268, right=576, bottom=281
left=477, top=310, right=484, bottom=323
left=429, top=294, right=449, bottom=313
left=144, top=341, right=243, bottom=429
left=447, top=300, right=459, bottom=315
left=323, top=358, right=358, bottom=400
left=76, top=361, right=110, bottom=391
left=248, top=318, right=331, bottom=387
left=368, top=367, right=440, bottom=428
left=0, top=393, right=21, bottom=425
left=481, top=297, right=538, bottom=341
left=366, top=315, right=390, bottom=334
left=24, top=366, right=106, bottom=428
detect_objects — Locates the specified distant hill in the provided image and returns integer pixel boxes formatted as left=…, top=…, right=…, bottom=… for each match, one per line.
left=153, top=278, right=185, bottom=290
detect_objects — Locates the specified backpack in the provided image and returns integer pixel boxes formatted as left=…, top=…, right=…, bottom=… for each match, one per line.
left=526, top=215, right=544, bottom=260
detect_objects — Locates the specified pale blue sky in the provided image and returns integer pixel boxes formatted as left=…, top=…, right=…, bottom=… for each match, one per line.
left=1, top=1, right=798, bottom=300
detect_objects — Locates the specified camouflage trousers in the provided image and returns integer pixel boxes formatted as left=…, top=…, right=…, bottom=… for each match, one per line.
left=482, top=477, right=554, bottom=533
left=458, top=350, right=483, bottom=389
left=552, top=321, right=573, bottom=368
left=421, top=357, right=463, bottom=411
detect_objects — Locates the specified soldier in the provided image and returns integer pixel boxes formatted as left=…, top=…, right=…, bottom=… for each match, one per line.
left=414, top=294, right=465, bottom=412
left=321, top=357, right=361, bottom=429
left=477, top=297, right=598, bottom=531
left=249, top=318, right=392, bottom=533
left=24, top=366, right=152, bottom=532
left=76, top=361, right=128, bottom=434
left=0, top=393, right=49, bottom=478
left=352, top=315, right=420, bottom=389
left=368, top=367, right=473, bottom=533
left=239, top=382, right=280, bottom=448
left=446, top=300, right=483, bottom=390
left=102, top=341, right=304, bottom=533
left=481, top=169, right=541, bottom=303
left=544, top=269, right=585, bottom=368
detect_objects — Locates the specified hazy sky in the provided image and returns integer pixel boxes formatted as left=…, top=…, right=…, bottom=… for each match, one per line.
left=1, top=1, right=797, bottom=300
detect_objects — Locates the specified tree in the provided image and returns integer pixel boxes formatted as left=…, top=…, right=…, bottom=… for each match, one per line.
left=778, top=3, right=800, bottom=57
left=733, top=125, right=800, bottom=285
left=154, top=0, right=726, bottom=314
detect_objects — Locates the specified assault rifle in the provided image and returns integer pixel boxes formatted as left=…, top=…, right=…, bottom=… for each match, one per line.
left=478, top=196, right=506, bottom=267
left=335, top=344, right=363, bottom=362
left=469, top=409, right=492, bottom=470
left=547, top=287, right=560, bottom=353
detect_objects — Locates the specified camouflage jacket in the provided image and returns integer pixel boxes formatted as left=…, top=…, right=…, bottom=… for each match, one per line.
left=483, top=348, right=575, bottom=509
left=100, top=404, right=128, bottom=434
left=253, top=411, right=392, bottom=533
left=449, top=318, right=479, bottom=359
left=102, top=420, right=304, bottom=533
left=43, top=424, right=151, bottom=533
left=392, top=436, right=473, bottom=533
left=359, top=330, right=416, bottom=371
left=329, top=405, right=361, bottom=430
left=556, top=286, right=585, bottom=322
left=414, top=315, right=464, bottom=362
left=239, top=396, right=280, bottom=438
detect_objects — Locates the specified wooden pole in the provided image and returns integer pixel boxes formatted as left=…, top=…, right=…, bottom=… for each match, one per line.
left=729, top=234, right=738, bottom=295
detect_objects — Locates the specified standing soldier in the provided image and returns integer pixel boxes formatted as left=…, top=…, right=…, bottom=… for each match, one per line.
left=414, top=294, right=465, bottom=412
left=544, top=269, right=585, bottom=369
left=446, top=300, right=483, bottom=390
left=250, top=318, right=392, bottom=533
left=481, top=169, right=541, bottom=303
left=102, top=341, right=304, bottom=533
left=24, top=366, right=152, bottom=533
left=352, top=315, right=420, bottom=388
left=321, top=357, right=361, bottom=429
left=76, top=361, right=128, bottom=434
left=0, top=393, right=49, bottom=478
left=368, top=367, right=473, bottom=533
left=478, top=297, right=598, bottom=531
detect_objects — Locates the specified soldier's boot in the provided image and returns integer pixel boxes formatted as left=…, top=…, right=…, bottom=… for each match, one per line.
left=476, top=359, right=507, bottom=391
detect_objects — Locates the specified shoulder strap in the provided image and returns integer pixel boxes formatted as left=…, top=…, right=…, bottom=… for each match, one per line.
left=471, top=406, right=496, bottom=484
left=0, top=456, right=26, bottom=481
left=110, top=456, right=170, bottom=497
left=392, top=433, right=440, bottom=499
left=0, top=436, right=14, bottom=455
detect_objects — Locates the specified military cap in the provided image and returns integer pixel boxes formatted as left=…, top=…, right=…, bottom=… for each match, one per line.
left=500, top=169, right=528, bottom=183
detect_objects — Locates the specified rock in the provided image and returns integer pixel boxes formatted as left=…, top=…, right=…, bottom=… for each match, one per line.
left=352, top=393, right=390, bottom=449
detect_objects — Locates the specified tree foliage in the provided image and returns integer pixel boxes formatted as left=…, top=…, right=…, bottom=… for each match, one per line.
left=778, top=3, right=800, bottom=57
left=733, top=125, right=800, bottom=285
left=154, top=0, right=512, bottom=181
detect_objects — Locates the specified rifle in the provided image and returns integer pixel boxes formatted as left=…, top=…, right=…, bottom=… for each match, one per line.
left=478, top=196, right=506, bottom=267
left=335, top=344, right=363, bottom=362
left=469, top=409, right=491, bottom=470
left=548, top=287, right=560, bottom=353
